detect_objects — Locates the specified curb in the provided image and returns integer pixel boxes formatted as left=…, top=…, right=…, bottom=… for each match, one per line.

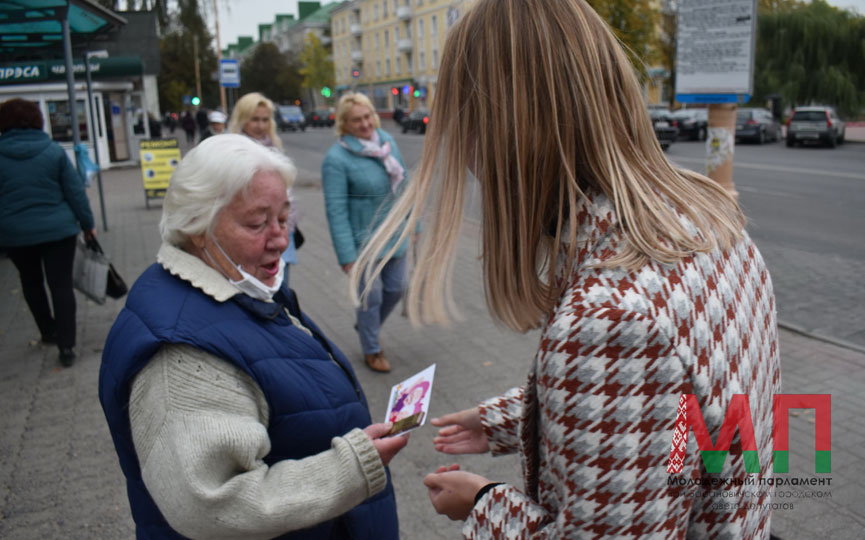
left=778, top=320, right=865, bottom=356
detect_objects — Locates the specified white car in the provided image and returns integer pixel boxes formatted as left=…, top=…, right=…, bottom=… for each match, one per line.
left=786, top=106, right=846, bottom=148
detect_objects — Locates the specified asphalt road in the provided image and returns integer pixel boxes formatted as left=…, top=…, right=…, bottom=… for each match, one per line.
left=280, top=125, right=865, bottom=348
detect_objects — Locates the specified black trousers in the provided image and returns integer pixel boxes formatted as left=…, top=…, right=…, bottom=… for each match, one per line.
left=7, top=235, right=78, bottom=348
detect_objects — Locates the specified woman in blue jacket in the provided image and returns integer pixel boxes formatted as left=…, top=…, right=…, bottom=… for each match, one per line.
left=321, top=93, right=416, bottom=373
left=0, top=98, right=95, bottom=367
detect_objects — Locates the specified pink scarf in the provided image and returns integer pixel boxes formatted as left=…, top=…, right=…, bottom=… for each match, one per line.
left=339, top=130, right=405, bottom=193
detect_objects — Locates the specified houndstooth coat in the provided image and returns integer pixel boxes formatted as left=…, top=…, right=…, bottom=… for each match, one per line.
left=466, top=191, right=781, bottom=539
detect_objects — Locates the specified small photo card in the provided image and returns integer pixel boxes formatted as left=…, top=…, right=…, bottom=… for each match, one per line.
left=384, top=364, right=436, bottom=436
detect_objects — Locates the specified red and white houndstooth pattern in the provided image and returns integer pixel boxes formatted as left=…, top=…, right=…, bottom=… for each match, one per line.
left=466, top=191, right=781, bottom=539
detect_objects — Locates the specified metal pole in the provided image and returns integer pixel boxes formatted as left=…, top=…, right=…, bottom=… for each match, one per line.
left=61, top=16, right=80, bottom=148
left=214, top=0, right=227, bottom=112
left=85, top=54, right=109, bottom=231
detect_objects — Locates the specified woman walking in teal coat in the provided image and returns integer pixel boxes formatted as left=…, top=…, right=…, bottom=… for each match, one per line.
left=322, top=93, right=416, bottom=373
left=0, top=98, right=96, bottom=366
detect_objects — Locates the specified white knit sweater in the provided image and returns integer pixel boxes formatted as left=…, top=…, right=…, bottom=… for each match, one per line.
left=128, top=244, right=386, bottom=539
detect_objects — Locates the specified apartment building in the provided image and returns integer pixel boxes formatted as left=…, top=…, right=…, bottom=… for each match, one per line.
left=331, top=0, right=474, bottom=111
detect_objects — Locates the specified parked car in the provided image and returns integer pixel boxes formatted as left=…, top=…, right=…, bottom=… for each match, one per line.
left=276, top=105, right=306, bottom=132
left=306, top=108, right=335, bottom=127
left=649, top=109, right=678, bottom=150
left=401, top=108, right=430, bottom=134
left=735, top=108, right=781, bottom=144
left=786, top=106, right=846, bottom=148
left=672, top=109, right=708, bottom=141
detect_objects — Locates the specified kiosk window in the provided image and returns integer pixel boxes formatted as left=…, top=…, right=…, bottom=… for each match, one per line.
left=47, top=100, right=89, bottom=142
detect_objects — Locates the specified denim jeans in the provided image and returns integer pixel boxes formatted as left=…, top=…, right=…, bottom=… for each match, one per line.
left=356, top=256, right=406, bottom=355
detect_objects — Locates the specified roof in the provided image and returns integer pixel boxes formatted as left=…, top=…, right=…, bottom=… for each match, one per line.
left=301, top=1, right=343, bottom=23
left=0, top=0, right=127, bottom=56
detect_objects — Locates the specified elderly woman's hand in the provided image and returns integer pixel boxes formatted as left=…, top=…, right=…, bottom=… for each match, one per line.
left=363, top=423, right=409, bottom=466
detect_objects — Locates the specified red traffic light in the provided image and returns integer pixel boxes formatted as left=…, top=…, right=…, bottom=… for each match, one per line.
left=391, top=87, right=399, bottom=96
left=352, top=69, right=360, bottom=78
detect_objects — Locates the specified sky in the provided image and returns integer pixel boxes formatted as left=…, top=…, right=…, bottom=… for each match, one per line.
left=214, top=0, right=864, bottom=49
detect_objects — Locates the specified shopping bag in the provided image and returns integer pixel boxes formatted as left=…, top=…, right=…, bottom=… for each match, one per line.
left=73, top=237, right=109, bottom=304
left=73, top=236, right=128, bottom=304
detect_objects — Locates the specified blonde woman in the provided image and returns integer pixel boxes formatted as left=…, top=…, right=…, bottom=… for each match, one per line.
left=321, top=92, right=416, bottom=373
left=353, top=0, right=780, bottom=538
left=228, top=92, right=282, bottom=151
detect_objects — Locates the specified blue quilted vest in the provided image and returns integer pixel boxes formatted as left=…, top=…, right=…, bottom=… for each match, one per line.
left=98, top=263, right=399, bottom=539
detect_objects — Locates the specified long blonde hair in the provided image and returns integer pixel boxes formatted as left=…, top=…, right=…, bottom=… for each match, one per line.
left=353, top=0, right=745, bottom=332
left=228, top=92, right=282, bottom=151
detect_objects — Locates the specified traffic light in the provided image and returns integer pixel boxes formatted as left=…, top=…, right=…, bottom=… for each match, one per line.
left=391, top=87, right=399, bottom=96
left=191, top=96, right=201, bottom=106
left=321, top=86, right=332, bottom=98
left=413, top=88, right=420, bottom=98
left=352, top=69, right=360, bottom=78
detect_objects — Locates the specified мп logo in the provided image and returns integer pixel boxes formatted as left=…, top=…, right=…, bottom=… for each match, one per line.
left=667, top=394, right=830, bottom=474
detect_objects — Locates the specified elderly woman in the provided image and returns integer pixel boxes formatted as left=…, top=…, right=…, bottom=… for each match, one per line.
left=321, top=92, right=417, bottom=373
left=99, top=135, right=404, bottom=539
left=354, top=0, right=780, bottom=538
left=0, top=98, right=96, bottom=367
left=228, top=92, right=282, bottom=151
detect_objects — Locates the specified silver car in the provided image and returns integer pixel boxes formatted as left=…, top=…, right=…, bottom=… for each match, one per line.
left=786, top=106, right=846, bottom=148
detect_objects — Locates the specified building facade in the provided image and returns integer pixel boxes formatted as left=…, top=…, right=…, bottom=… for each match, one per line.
left=331, top=0, right=474, bottom=111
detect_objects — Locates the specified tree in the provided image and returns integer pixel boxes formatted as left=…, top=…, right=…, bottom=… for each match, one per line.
left=753, top=0, right=865, bottom=117
left=586, top=0, right=660, bottom=75
left=239, top=42, right=303, bottom=104
left=658, top=0, right=678, bottom=107
left=157, top=0, right=218, bottom=112
left=298, top=33, right=335, bottom=106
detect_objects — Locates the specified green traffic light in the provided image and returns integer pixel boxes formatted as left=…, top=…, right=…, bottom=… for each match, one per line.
left=321, top=87, right=332, bottom=98
left=413, top=90, right=420, bottom=98
left=191, top=96, right=201, bottom=106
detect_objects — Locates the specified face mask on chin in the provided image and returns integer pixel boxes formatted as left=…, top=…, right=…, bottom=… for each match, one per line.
left=204, top=236, right=285, bottom=301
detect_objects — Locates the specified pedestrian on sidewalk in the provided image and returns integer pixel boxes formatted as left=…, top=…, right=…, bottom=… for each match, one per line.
left=198, top=109, right=226, bottom=143
left=0, top=98, right=96, bottom=367
left=228, top=92, right=303, bottom=284
left=322, top=92, right=418, bottom=373
left=99, top=135, right=405, bottom=540
left=228, top=92, right=283, bottom=151
left=180, top=110, right=196, bottom=144
left=354, top=0, right=780, bottom=538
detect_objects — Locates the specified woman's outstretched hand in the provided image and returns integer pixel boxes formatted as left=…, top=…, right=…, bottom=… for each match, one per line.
left=431, top=407, right=490, bottom=454
left=363, top=423, right=408, bottom=466
left=424, top=464, right=491, bottom=521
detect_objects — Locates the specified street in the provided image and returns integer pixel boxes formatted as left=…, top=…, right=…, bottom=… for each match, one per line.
left=281, top=126, right=865, bottom=349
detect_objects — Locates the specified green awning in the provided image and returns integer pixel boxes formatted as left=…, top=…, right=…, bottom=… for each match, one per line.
left=0, top=0, right=126, bottom=54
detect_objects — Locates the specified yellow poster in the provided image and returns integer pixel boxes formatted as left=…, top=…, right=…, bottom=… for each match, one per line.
left=139, top=138, right=180, bottom=200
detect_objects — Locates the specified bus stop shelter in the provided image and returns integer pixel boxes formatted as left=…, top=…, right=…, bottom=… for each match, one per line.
left=1, top=0, right=127, bottom=229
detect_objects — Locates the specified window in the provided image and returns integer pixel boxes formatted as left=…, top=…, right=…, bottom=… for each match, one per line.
left=396, top=56, right=401, bottom=74
left=376, top=34, right=380, bottom=49
left=374, top=5, right=378, bottom=21
left=432, top=49, right=438, bottom=69
left=419, top=51, right=426, bottom=71
left=394, top=26, right=399, bottom=40
left=47, top=99, right=88, bottom=142
left=406, top=56, right=413, bottom=74
left=418, top=18, right=424, bottom=39
left=384, top=30, right=389, bottom=47
left=386, top=58, right=391, bottom=76
left=383, top=0, right=388, bottom=18
left=376, top=60, right=381, bottom=78
left=431, top=15, right=438, bottom=37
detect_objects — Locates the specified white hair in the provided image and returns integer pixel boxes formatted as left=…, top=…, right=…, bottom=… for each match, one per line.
left=160, top=134, right=296, bottom=246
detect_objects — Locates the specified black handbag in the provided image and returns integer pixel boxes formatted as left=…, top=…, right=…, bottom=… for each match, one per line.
left=294, top=227, right=305, bottom=250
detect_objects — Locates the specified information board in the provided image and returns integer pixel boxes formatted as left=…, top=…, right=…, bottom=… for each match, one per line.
left=219, top=59, right=240, bottom=88
left=139, top=138, right=180, bottom=207
left=675, top=0, right=757, bottom=103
